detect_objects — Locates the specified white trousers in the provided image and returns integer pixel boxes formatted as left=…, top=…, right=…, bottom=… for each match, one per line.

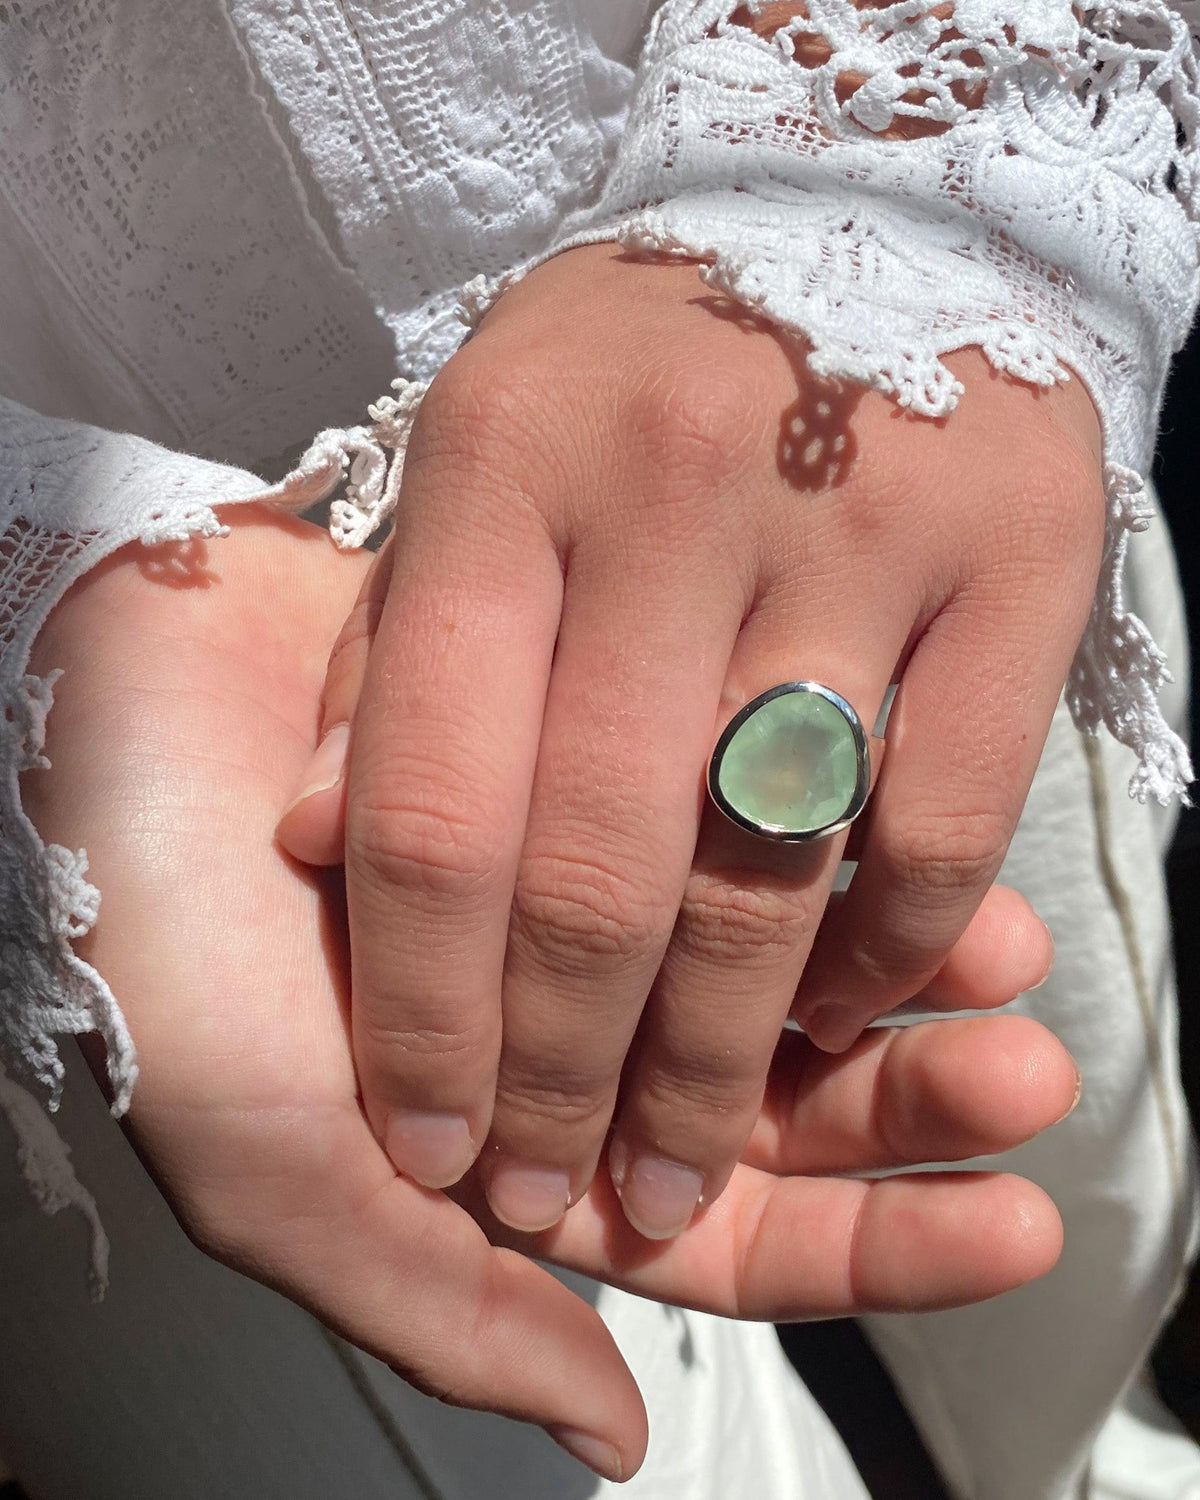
left=0, top=516, right=1193, bottom=1500
left=864, top=506, right=1199, bottom=1500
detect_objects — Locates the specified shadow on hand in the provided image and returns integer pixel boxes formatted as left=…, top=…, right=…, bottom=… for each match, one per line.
left=693, top=292, right=865, bottom=492
left=136, top=536, right=219, bottom=589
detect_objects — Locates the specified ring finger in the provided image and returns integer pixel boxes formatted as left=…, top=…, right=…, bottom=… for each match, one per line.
left=606, top=589, right=911, bottom=1238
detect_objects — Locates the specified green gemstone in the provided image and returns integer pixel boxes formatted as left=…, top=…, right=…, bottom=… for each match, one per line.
left=715, top=689, right=861, bottom=835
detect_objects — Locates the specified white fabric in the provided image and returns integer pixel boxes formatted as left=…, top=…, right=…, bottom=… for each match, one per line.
left=1090, top=1376, right=1200, bottom=1500
left=865, top=507, right=1199, bottom=1500
left=1, top=4, right=1200, bottom=1495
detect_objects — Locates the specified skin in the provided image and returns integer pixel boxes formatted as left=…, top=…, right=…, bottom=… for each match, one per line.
left=26, top=509, right=1079, bottom=1480
left=276, top=244, right=1103, bottom=1247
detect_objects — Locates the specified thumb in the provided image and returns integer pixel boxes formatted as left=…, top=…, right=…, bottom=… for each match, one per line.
left=276, top=540, right=392, bottom=865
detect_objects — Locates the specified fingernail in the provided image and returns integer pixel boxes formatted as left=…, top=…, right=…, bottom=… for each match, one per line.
left=1056, top=1068, right=1083, bottom=1125
left=1030, top=919, right=1055, bottom=990
left=384, top=1111, right=475, bottom=1189
left=548, top=1427, right=623, bottom=1482
left=616, top=1154, right=704, bottom=1241
left=805, top=1003, right=862, bottom=1053
left=284, top=722, right=350, bottom=812
left=488, top=1161, right=571, bottom=1233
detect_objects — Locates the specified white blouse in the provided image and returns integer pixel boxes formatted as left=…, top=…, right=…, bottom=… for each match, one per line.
left=1, top=0, right=1198, bottom=1280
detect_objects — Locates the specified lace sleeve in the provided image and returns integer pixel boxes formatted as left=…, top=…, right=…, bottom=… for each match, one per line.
left=468, top=0, right=1200, bottom=804
left=0, top=395, right=368, bottom=1291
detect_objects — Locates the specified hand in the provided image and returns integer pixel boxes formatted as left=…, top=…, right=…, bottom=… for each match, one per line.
left=27, top=510, right=1076, bottom=1479
left=278, top=243, right=1100, bottom=1241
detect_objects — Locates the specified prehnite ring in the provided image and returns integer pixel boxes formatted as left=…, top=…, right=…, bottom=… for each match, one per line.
left=707, top=682, right=872, bottom=842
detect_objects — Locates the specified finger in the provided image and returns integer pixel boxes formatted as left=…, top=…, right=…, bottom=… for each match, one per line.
left=486, top=1160, right=1064, bottom=1320
left=276, top=542, right=392, bottom=866
left=345, top=470, right=564, bottom=1189
left=810, top=880, right=1053, bottom=1020
left=482, top=531, right=744, bottom=1232
left=911, top=880, right=1054, bottom=1011
left=795, top=590, right=1082, bottom=1053
left=605, top=593, right=909, bottom=1239
left=234, top=1114, right=648, bottom=1481
left=744, top=1015, right=1080, bottom=1176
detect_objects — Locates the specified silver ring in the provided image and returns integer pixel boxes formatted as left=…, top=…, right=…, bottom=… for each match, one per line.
left=707, top=681, right=874, bottom=843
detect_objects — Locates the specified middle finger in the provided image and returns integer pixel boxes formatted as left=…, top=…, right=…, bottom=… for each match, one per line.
left=481, top=528, right=743, bottom=1232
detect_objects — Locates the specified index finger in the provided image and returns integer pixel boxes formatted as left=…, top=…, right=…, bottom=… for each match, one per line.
left=345, top=449, right=563, bottom=1188
left=487, top=1159, right=1063, bottom=1321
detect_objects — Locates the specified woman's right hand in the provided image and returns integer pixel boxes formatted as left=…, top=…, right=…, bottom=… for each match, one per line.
left=23, top=507, right=1078, bottom=1482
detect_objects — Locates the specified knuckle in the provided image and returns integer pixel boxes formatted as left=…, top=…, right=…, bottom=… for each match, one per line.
left=638, top=1045, right=764, bottom=1123
left=168, top=1104, right=378, bottom=1273
left=995, top=437, right=1105, bottom=561
left=880, top=806, right=1007, bottom=900
left=680, top=872, right=811, bottom=965
left=511, top=850, right=666, bottom=975
left=410, top=1362, right=479, bottom=1413
left=349, top=769, right=504, bottom=909
left=357, top=1010, right=488, bottom=1067
left=406, top=354, right=570, bottom=535
left=847, top=810, right=1010, bottom=988
left=415, top=353, right=554, bottom=475
left=494, top=1069, right=612, bottom=1132
left=626, top=364, right=761, bottom=486
left=176, top=1176, right=285, bottom=1274
left=177, top=1199, right=244, bottom=1265
left=400, top=1260, right=511, bottom=1410
left=1031, top=436, right=1104, bottom=519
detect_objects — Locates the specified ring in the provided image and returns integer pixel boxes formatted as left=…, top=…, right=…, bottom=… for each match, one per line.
left=707, top=682, right=874, bottom=843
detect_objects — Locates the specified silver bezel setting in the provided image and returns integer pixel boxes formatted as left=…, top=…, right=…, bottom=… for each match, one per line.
left=706, top=681, right=871, bottom=843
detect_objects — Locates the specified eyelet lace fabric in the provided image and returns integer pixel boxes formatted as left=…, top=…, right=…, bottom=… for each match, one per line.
left=2, top=0, right=1199, bottom=1283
